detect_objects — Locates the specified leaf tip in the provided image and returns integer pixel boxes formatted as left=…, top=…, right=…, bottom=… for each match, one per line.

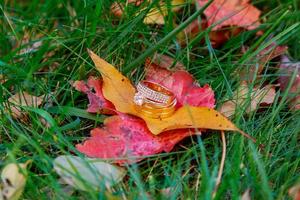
left=87, top=48, right=93, bottom=56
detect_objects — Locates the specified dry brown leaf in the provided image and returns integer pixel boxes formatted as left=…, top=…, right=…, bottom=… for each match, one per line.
left=111, top=2, right=124, bottom=18
left=208, top=27, right=244, bottom=47
left=14, top=31, right=44, bottom=56
left=279, top=56, right=300, bottom=110
left=87, top=50, right=254, bottom=141
left=7, top=92, right=44, bottom=119
left=220, top=82, right=276, bottom=117
left=0, top=161, right=30, bottom=200
left=240, top=44, right=288, bottom=82
left=178, top=18, right=245, bottom=47
left=241, top=189, right=251, bottom=200
left=111, top=0, right=185, bottom=24
left=0, top=75, right=7, bottom=84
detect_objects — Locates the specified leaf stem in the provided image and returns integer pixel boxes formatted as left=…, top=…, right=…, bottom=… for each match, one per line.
left=212, top=131, right=226, bottom=199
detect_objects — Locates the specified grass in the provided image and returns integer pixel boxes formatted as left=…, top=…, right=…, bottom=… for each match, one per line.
left=0, top=0, right=300, bottom=199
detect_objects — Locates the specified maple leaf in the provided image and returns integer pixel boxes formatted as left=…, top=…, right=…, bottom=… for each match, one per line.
left=73, top=76, right=115, bottom=114
left=76, top=114, right=196, bottom=164
left=145, top=58, right=216, bottom=108
left=198, top=0, right=261, bottom=30
left=279, top=56, right=300, bottom=110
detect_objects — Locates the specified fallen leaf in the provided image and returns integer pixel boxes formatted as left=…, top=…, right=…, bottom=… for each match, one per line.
left=53, top=155, right=126, bottom=191
left=111, top=0, right=185, bottom=24
left=16, top=31, right=44, bottom=55
left=208, top=26, right=244, bottom=47
left=110, top=2, right=124, bottom=18
left=66, top=2, right=80, bottom=28
left=73, top=76, right=115, bottom=114
left=87, top=50, right=254, bottom=141
left=111, top=0, right=145, bottom=18
left=240, top=43, right=288, bottom=82
left=198, top=0, right=261, bottom=30
left=178, top=19, right=208, bottom=42
left=279, top=56, right=300, bottom=110
left=257, top=44, right=288, bottom=68
left=0, top=161, right=30, bottom=200
left=6, top=92, right=44, bottom=119
left=219, top=82, right=276, bottom=117
left=11, top=26, right=58, bottom=64
left=289, top=183, right=300, bottom=200
left=0, top=74, right=7, bottom=84
left=76, top=114, right=196, bottom=164
left=143, top=0, right=185, bottom=24
left=178, top=18, right=243, bottom=47
left=128, top=0, right=144, bottom=6
left=241, top=189, right=251, bottom=200
left=160, top=187, right=173, bottom=198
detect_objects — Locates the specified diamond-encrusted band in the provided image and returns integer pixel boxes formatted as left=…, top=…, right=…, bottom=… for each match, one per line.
left=134, top=81, right=175, bottom=105
left=133, top=81, right=177, bottom=118
left=136, top=82, right=170, bottom=104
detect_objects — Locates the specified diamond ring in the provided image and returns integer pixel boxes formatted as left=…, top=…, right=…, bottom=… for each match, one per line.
left=133, top=81, right=177, bottom=118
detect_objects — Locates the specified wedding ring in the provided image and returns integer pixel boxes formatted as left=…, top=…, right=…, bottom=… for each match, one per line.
left=133, top=81, right=177, bottom=119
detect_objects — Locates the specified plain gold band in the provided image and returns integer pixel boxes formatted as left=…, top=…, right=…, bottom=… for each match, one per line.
left=135, top=104, right=175, bottom=119
left=134, top=81, right=177, bottom=119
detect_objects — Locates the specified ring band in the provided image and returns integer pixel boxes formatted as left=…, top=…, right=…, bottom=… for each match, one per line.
left=134, top=81, right=175, bottom=106
left=133, top=81, right=176, bottom=119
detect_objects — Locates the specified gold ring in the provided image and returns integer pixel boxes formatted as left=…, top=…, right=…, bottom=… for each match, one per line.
left=133, top=81, right=176, bottom=119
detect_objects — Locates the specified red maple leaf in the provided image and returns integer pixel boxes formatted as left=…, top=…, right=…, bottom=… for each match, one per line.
left=73, top=76, right=115, bottom=114
left=76, top=114, right=197, bottom=164
left=198, top=0, right=261, bottom=30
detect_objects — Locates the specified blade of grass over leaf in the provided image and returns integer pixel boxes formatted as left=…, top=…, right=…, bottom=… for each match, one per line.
left=47, top=106, right=104, bottom=122
left=124, top=0, right=213, bottom=73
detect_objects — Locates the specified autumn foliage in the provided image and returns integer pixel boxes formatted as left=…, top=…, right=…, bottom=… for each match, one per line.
left=73, top=51, right=256, bottom=164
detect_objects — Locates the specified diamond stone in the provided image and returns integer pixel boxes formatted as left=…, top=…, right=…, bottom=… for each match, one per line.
left=134, top=92, right=144, bottom=106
